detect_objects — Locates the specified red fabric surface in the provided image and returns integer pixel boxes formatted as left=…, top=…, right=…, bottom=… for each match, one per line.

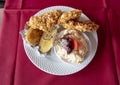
left=0, top=0, right=120, bottom=85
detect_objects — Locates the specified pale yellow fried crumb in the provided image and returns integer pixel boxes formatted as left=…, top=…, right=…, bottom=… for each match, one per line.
left=58, top=9, right=99, bottom=32
left=58, top=9, right=82, bottom=24
left=27, top=10, right=63, bottom=32
left=60, top=20, right=99, bottom=32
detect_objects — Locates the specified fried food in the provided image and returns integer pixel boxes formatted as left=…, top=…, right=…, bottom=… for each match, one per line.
left=77, top=20, right=99, bottom=32
left=60, top=20, right=99, bottom=32
left=26, top=10, right=62, bottom=32
left=26, top=28, right=43, bottom=46
left=39, top=29, right=57, bottom=53
left=58, top=9, right=82, bottom=23
left=58, top=9, right=99, bottom=32
left=24, top=9, right=99, bottom=54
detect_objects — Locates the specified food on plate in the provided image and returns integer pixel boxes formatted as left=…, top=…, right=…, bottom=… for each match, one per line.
left=59, top=20, right=99, bottom=32
left=26, top=10, right=62, bottom=32
left=58, top=9, right=82, bottom=23
left=54, top=29, right=89, bottom=64
left=58, top=10, right=99, bottom=32
left=26, top=28, right=43, bottom=46
left=23, top=8, right=99, bottom=61
left=39, top=28, right=57, bottom=53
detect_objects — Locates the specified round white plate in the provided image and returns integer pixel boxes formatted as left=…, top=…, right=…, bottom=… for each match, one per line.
left=22, top=6, right=98, bottom=75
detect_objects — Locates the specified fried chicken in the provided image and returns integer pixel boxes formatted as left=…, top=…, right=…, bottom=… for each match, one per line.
left=58, top=9, right=82, bottom=23
left=26, top=28, right=43, bottom=46
left=58, top=9, right=99, bottom=32
left=60, top=20, right=99, bottom=32
left=26, top=10, right=63, bottom=32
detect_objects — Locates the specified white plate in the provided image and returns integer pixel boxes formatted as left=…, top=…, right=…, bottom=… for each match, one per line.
left=21, top=6, right=98, bottom=75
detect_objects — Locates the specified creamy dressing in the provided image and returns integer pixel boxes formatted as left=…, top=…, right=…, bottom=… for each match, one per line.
left=55, top=29, right=89, bottom=64
left=56, top=45, right=85, bottom=64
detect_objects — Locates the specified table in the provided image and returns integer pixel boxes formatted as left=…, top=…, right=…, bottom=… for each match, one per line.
left=0, top=0, right=120, bottom=85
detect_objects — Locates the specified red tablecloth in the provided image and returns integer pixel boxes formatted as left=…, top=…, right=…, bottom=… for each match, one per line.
left=0, top=0, right=120, bottom=85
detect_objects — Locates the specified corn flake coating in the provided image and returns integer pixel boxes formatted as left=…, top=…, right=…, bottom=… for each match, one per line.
left=27, top=10, right=63, bottom=32
left=58, top=9, right=82, bottom=23
left=58, top=9, right=99, bottom=32
left=60, top=20, right=99, bottom=32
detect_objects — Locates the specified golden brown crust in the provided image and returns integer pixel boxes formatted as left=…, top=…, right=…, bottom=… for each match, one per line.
left=60, top=20, right=99, bottom=32
left=58, top=9, right=82, bottom=24
left=26, top=10, right=63, bottom=32
left=26, top=28, right=43, bottom=46
left=58, top=9, right=99, bottom=32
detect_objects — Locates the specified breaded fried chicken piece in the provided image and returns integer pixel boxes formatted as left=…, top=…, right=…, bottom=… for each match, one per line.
left=60, top=20, right=99, bottom=32
left=58, top=9, right=99, bottom=32
left=26, top=28, right=43, bottom=46
left=26, top=10, right=63, bottom=32
left=58, top=9, right=82, bottom=23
